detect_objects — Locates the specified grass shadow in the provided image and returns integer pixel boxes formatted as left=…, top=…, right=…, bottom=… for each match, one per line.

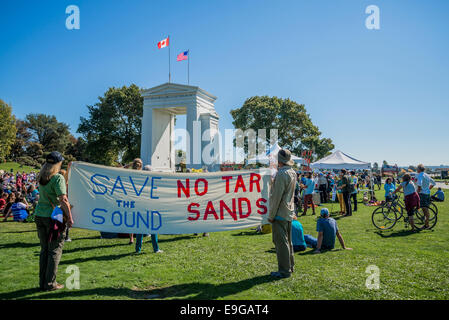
left=297, top=248, right=343, bottom=255
left=0, top=229, right=36, bottom=234
left=59, top=252, right=133, bottom=265
left=374, top=230, right=419, bottom=238
left=158, top=235, right=197, bottom=243
left=0, top=287, right=134, bottom=300
left=232, top=230, right=264, bottom=237
left=136, top=274, right=281, bottom=300
left=62, top=242, right=131, bottom=254
left=0, top=242, right=39, bottom=249
left=0, top=275, right=280, bottom=300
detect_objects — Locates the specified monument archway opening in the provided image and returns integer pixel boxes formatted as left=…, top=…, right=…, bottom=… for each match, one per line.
left=140, top=83, right=220, bottom=172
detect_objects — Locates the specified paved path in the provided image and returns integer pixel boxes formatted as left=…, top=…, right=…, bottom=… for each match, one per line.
left=435, top=181, right=449, bottom=189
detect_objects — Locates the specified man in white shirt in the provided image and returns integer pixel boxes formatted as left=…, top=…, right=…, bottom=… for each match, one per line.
left=416, top=164, right=435, bottom=229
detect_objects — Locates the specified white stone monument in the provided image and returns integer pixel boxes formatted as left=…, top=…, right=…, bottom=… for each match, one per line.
left=140, top=83, right=220, bottom=172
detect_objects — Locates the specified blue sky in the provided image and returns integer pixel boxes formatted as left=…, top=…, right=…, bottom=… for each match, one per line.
left=1, top=0, right=448, bottom=166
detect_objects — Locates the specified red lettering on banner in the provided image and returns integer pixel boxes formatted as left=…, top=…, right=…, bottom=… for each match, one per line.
left=222, top=176, right=233, bottom=193
left=238, top=197, right=251, bottom=218
left=256, top=198, right=267, bottom=215
left=249, top=173, right=261, bottom=192
left=219, top=199, right=237, bottom=221
left=234, top=175, right=247, bottom=193
left=177, top=179, right=190, bottom=198
left=204, top=201, right=219, bottom=220
left=195, top=178, right=208, bottom=196
left=187, top=203, right=200, bottom=220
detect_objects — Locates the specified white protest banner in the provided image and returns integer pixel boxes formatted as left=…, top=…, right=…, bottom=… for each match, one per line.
left=68, top=162, right=271, bottom=234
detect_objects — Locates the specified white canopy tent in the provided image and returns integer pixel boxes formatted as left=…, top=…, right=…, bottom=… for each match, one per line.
left=310, top=150, right=371, bottom=170
left=247, top=142, right=305, bottom=165
left=311, top=150, right=376, bottom=204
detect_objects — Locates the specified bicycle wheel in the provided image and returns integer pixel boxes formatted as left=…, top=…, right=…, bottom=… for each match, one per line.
left=413, top=206, right=437, bottom=230
left=372, top=206, right=398, bottom=230
left=429, top=201, right=439, bottom=215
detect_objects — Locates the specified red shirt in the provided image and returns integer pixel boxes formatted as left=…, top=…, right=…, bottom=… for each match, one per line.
left=0, top=198, right=6, bottom=210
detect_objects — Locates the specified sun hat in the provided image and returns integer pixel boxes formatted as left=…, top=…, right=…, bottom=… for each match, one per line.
left=46, top=151, right=64, bottom=164
left=278, top=149, right=294, bottom=166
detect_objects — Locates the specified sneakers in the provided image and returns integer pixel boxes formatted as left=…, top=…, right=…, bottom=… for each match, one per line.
left=155, top=249, right=164, bottom=253
left=270, top=272, right=291, bottom=278
left=65, top=238, right=72, bottom=242
left=46, top=283, right=64, bottom=291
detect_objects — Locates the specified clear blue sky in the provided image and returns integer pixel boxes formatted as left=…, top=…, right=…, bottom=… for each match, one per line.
left=1, top=0, right=448, bottom=166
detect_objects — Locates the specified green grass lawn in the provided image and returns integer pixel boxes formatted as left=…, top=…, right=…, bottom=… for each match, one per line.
left=0, top=162, right=38, bottom=174
left=0, top=187, right=448, bottom=300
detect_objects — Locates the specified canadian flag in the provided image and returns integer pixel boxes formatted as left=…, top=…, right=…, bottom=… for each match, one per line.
left=157, top=37, right=169, bottom=49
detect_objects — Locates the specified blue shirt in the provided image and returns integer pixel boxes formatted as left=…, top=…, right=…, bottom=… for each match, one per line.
left=434, top=190, right=444, bottom=201
left=12, top=202, right=28, bottom=221
left=304, top=178, right=315, bottom=195
left=316, top=217, right=338, bottom=249
left=292, top=220, right=306, bottom=247
left=416, top=172, right=435, bottom=195
left=384, top=183, right=396, bottom=198
left=401, top=181, right=416, bottom=196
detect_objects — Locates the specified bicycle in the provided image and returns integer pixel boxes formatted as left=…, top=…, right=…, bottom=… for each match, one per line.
left=372, top=194, right=437, bottom=231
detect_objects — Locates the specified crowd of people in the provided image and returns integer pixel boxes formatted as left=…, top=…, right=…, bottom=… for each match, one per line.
left=1, top=148, right=445, bottom=287
left=293, top=169, right=381, bottom=218
left=267, top=151, right=445, bottom=278
left=0, top=170, right=39, bottom=222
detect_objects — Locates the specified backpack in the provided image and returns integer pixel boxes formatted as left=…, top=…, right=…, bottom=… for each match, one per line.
left=345, top=175, right=355, bottom=194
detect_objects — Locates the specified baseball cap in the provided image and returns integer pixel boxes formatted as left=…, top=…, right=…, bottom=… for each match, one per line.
left=46, top=151, right=64, bottom=164
left=320, top=208, right=330, bottom=217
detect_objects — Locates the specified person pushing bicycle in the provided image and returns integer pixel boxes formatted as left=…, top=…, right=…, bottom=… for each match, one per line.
left=393, top=173, right=420, bottom=232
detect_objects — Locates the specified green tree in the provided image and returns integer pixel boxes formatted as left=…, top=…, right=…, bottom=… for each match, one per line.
left=0, top=100, right=17, bottom=161
left=26, top=113, right=72, bottom=153
left=230, top=96, right=334, bottom=160
left=77, top=84, right=143, bottom=165
left=9, top=119, right=32, bottom=160
left=66, top=136, right=88, bottom=162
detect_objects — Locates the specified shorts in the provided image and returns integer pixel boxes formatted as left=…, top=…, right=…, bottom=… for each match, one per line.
left=419, top=193, right=431, bottom=208
left=404, top=192, right=420, bottom=216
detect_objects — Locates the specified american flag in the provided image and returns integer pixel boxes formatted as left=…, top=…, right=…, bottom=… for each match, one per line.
left=177, top=51, right=189, bottom=61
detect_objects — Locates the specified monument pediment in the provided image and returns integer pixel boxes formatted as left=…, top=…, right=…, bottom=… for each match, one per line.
left=142, top=83, right=217, bottom=103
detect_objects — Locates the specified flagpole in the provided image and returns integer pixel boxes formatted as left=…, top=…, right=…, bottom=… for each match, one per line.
left=188, top=49, right=190, bottom=85
left=168, top=35, right=171, bottom=83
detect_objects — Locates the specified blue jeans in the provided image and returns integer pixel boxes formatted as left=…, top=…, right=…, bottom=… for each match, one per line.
left=135, top=234, right=159, bottom=253
left=304, top=234, right=317, bottom=248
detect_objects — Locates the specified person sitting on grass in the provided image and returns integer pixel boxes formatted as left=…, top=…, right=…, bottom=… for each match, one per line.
left=2, top=192, right=16, bottom=221
left=3, top=194, right=29, bottom=222
left=431, top=188, right=444, bottom=202
left=384, top=177, right=396, bottom=202
left=0, top=191, right=7, bottom=213
left=291, top=215, right=306, bottom=252
left=301, top=208, right=352, bottom=254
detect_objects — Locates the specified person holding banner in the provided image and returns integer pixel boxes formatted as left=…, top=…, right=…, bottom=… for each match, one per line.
left=267, top=149, right=296, bottom=279
left=133, top=160, right=163, bottom=254
left=34, top=151, right=73, bottom=291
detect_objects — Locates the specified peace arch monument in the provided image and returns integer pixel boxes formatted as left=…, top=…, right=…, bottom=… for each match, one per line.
left=140, top=83, right=220, bottom=172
